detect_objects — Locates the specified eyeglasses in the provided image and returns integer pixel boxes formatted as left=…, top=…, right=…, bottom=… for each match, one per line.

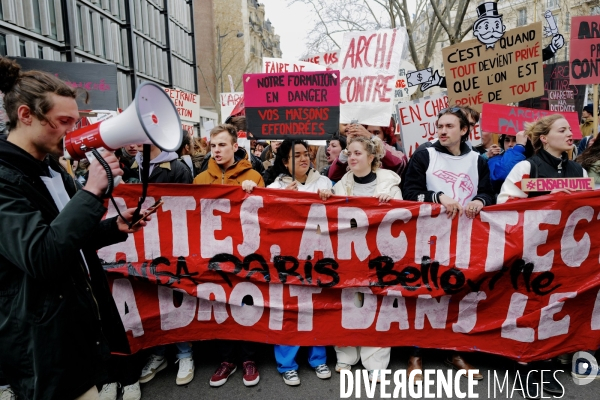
left=437, top=107, right=462, bottom=118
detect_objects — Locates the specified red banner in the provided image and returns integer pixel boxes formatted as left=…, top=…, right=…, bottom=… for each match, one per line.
left=481, top=103, right=582, bottom=139
left=102, top=185, right=600, bottom=361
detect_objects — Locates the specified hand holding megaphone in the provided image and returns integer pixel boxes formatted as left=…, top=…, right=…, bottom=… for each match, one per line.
left=63, top=82, right=182, bottom=198
left=64, top=82, right=182, bottom=160
left=83, top=151, right=123, bottom=197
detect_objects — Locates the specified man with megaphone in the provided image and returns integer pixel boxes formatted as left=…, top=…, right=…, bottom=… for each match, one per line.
left=0, top=57, right=151, bottom=400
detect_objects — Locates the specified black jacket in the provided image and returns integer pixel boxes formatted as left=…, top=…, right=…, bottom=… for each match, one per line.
left=0, top=138, right=130, bottom=399
left=130, top=157, right=193, bottom=183
left=527, top=149, right=585, bottom=197
left=402, top=140, right=495, bottom=206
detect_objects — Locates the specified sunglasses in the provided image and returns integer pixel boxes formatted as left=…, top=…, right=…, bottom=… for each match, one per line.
left=437, top=106, right=463, bottom=118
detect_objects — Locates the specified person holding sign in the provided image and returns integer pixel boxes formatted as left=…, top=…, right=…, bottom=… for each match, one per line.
left=265, top=139, right=332, bottom=193
left=245, top=139, right=332, bottom=386
left=401, top=107, right=494, bottom=381
left=497, top=114, right=587, bottom=203
left=488, top=132, right=533, bottom=193
left=319, top=136, right=401, bottom=382
left=193, top=124, right=264, bottom=388
left=497, top=114, right=584, bottom=396
left=327, top=119, right=407, bottom=182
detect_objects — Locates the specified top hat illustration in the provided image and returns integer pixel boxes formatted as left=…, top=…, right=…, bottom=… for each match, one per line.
left=476, top=2, right=502, bottom=19
left=474, top=2, right=503, bottom=30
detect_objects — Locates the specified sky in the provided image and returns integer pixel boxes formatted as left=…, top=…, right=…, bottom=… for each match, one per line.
left=259, top=1, right=417, bottom=61
left=259, top=0, right=314, bottom=60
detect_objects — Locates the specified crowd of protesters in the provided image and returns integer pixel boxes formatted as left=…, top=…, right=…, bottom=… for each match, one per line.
left=1, top=56, right=600, bottom=400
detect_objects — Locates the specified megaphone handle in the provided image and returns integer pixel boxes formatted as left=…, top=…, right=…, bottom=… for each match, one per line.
left=91, top=148, right=115, bottom=198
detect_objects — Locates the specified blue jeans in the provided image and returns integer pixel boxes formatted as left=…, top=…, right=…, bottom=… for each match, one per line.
left=154, top=342, right=193, bottom=359
left=274, top=345, right=327, bottom=373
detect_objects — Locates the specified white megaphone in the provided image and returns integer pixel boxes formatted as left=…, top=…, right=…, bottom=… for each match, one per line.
left=64, top=82, right=182, bottom=160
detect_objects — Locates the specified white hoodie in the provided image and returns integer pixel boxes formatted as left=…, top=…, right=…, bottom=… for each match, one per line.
left=268, top=168, right=332, bottom=192
left=333, top=168, right=402, bottom=199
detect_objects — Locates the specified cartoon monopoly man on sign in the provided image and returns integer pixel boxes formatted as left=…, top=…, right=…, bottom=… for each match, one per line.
left=472, top=2, right=505, bottom=48
left=406, top=2, right=565, bottom=92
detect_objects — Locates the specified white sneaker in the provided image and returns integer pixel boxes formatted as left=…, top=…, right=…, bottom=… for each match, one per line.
left=140, top=354, right=167, bottom=383
left=282, top=370, right=300, bottom=386
left=335, top=362, right=352, bottom=372
left=0, top=387, right=15, bottom=400
left=176, top=357, right=195, bottom=385
left=314, top=364, right=332, bottom=379
left=98, top=382, right=118, bottom=400
left=122, top=381, right=141, bottom=400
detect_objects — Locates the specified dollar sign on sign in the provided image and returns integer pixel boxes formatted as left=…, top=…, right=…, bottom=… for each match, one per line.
left=417, top=73, right=422, bottom=81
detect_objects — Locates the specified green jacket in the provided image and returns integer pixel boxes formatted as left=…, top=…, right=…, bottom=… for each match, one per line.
left=0, top=138, right=130, bottom=399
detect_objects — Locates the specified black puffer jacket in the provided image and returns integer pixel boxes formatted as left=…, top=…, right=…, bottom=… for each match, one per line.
left=0, top=138, right=130, bottom=399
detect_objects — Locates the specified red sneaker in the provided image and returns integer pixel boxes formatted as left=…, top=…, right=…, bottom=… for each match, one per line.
left=242, top=361, right=260, bottom=386
left=210, top=362, right=237, bottom=387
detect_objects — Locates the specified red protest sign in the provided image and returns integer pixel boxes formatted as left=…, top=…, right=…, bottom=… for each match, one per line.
left=243, top=71, right=340, bottom=140
left=570, top=16, right=600, bottom=85
left=481, top=103, right=582, bottom=138
left=103, top=185, right=600, bottom=361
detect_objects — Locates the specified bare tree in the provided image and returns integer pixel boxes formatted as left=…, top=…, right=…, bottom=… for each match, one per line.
left=291, top=0, right=474, bottom=96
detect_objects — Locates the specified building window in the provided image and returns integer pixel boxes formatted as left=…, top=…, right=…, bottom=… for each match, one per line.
left=76, top=5, right=84, bottom=49
left=98, top=17, right=106, bottom=57
left=88, top=10, right=95, bottom=53
left=517, top=9, right=527, bottom=27
left=48, top=0, right=58, bottom=39
left=0, top=1, right=3, bottom=19
left=19, top=40, right=26, bottom=56
left=547, top=0, right=558, bottom=9
left=0, top=34, right=6, bottom=57
left=38, top=45, right=43, bottom=58
left=32, top=0, right=42, bottom=33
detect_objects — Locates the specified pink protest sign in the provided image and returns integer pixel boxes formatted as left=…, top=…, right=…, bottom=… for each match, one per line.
left=243, top=71, right=340, bottom=139
left=481, top=103, right=582, bottom=139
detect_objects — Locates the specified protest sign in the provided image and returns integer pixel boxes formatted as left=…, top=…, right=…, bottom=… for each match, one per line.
left=338, top=28, right=407, bottom=126
left=442, top=22, right=544, bottom=112
left=519, top=62, right=587, bottom=118
left=243, top=71, right=340, bottom=139
left=103, top=184, right=600, bottom=361
left=394, top=60, right=418, bottom=103
left=481, top=103, right=582, bottom=138
left=521, top=178, right=594, bottom=192
left=164, top=87, right=200, bottom=123
left=220, top=92, right=244, bottom=123
left=396, top=92, right=481, bottom=157
left=11, top=57, right=118, bottom=110
left=547, top=89, right=576, bottom=113
left=570, top=15, right=600, bottom=85
left=300, top=50, right=340, bottom=70
left=262, top=57, right=326, bottom=74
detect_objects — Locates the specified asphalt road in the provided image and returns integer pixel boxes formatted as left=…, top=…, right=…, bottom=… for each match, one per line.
left=123, top=343, right=599, bottom=400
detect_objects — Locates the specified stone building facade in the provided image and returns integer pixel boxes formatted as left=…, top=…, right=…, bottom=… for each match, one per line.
left=195, top=0, right=282, bottom=113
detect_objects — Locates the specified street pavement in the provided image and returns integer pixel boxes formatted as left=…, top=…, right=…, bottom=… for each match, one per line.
left=127, top=343, right=599, bottom=400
